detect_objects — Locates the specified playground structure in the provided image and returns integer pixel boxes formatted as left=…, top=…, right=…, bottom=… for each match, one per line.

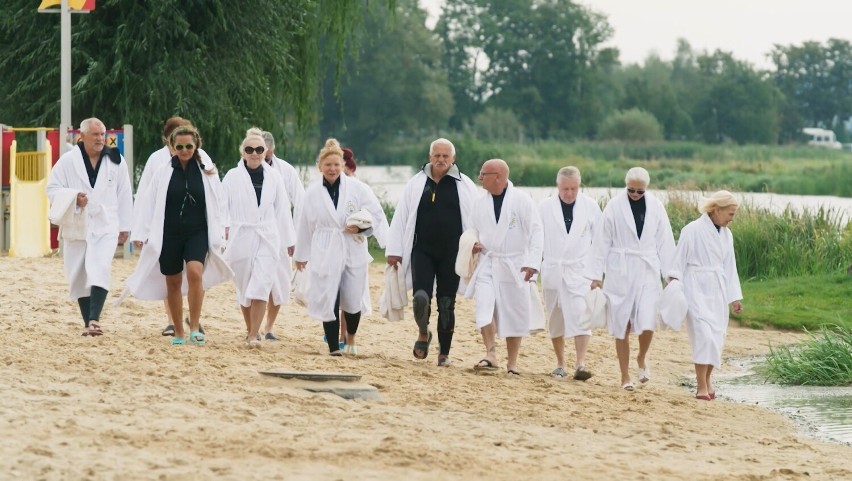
left=0, top=124, right=134, bottom=257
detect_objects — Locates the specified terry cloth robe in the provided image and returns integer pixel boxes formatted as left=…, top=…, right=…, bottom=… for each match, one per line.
left=222, top=162, right=296, bottom=307
left=379, top=264, right=408, bottom=321
left=455, top=228, right=480, bottom=283
left=464, top=182, right=544, bottom=338
left=293, top=173, right=388, bottom=321
left=46, top=146, right=133, bottom=299
left=538, top=194, right=602, bottom=339
left=670, top=213, right=742, bottom=368
left=136, top=146, right=217, bottom=226
left=267, top=154, right=305, bottom=223
left=120, top=159, right=232, bottom=301
left=48, top=188, right=87, bottom=241
left=583, top=191, right=676, bottom=339
left=385, top=164, right=479, bottom=292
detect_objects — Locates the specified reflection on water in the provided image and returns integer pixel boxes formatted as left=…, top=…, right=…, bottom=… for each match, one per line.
left=716, top=359, right=852, bottom=445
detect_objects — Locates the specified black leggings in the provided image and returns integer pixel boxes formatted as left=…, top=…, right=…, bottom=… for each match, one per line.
left=323, top=291, right=361, bottom=352
left=410, top=247, right=459, bottom=355
left=77, top=286, right=108, bottom=327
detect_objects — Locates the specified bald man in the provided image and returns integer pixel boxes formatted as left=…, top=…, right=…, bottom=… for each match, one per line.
left=465, top=159, right=543, bottom=376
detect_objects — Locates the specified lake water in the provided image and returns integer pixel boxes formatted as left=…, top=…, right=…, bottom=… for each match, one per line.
left=299, top=166, right=852, bottom=226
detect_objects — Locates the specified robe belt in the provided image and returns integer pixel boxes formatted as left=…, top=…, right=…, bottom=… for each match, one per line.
left=611, top=248, right=658, bottom=273
left=313, top=227, right=346, bottom=276
left=688, top=265, right=726, bottom=297
left=230, top=222, right=279, bottom=260
left=484, top=250, right=525, bottom=287
left=542, top=257, right=584, bottom=286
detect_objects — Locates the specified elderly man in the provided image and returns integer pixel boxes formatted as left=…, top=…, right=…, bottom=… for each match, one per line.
left=466, top=159, right=543, bottom=376
left=259, top=130, right=305, bottom=341
left=584, top=167, right=676, bottom=391
left=46, top=118, right=133, bottom=336
left=386, top=138, right=479, bottom=366
left=539, top=166, right=602, bottom=380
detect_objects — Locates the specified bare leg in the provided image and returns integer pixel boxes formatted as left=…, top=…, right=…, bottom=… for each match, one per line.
left=263, top=293, right=280, bottom=335
left=551, top=336, right=566, bottom=370
left=695, top=364, right=710, bottom=397
left=248, top=299, right=267, bottom=341
left=185, top=261, right=204, bottom=332
left=240, top=305, right=251, bottom=337
left=615, top=324, right=631, bottom=385
left=163, top=299, right=174, bottom=324
left=165, top=274, right=184, bottom=338
left=705, top=365, right=715, bottom=397
left=574, top=334, right=590, bottom=368
left=636, top=329, right=654, bottom=371
left=479, top=322, right=498, bottom=366
left=506, top=337, right=522, bottom=372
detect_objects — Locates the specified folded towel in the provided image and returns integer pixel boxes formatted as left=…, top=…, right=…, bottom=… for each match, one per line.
left=455, top=228, right=479, bottom=282
left=379, top=264, right=408, bottom=321
left=657, top=279, right=687, bottom=331
left=48, top=188, right=87, bottom=240
left=346, top=208, right=373, bottom=243
left=580, top=288, right=608, bottom=330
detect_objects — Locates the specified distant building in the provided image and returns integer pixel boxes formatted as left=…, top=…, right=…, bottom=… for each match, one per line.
left=802, top=127, right=842, bottom=149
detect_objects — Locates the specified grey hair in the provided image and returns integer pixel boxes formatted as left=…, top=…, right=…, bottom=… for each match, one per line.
left=624, top=167, right=650, bottom=186
left=429, top=138, right=456, bottom=157
left=556, top=166, right=581, bottom=184
left=79, top=118, right=105, bottom=134
left=699, top=190, right=739, bottom=213
left=262, top=131, right=275, bottom=149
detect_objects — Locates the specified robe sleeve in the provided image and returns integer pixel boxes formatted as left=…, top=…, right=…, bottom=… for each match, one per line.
left=522, top=195, right=544, bottom=270
left=724, top=231, right=743, bottom=303
left=385, top=178, right=414, bottom=258
left=116, top=157, right=134, bottom=232
left=654, top=201, right=677, bottom=279
left=130, top=165, right=161, bottom=243
left=292, top=188, right=314, bottom=263
left=584, top=206, right=615, bottom=281
left=360, top=182, right=389, bottom=248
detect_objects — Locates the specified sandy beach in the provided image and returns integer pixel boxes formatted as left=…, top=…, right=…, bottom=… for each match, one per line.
left=1, top=255, right=849, bottom=481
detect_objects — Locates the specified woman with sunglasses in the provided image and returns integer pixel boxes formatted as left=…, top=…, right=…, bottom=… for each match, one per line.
left=222, top=128, right=295, bottom=347
left=122, top=125, right=232, bottom=345
left=584, top=167, right=676, bottom=391
left=293, top=138, right=389, bottom=356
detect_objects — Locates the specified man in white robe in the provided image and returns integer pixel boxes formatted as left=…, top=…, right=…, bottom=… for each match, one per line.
left=134, top=116, right=215, bottom=337
left=584, top=167, right=676, bottom=391
left=259, top=130, right=305, bottom=340
left=466, top=159, right=543, bottom=375
left=539, top=166, right=602, bottom=380
left=46, top=117, right=133, bottom=336
left=385, top=138, right=479, bottom=366
left=670, top=191, right=743, bottom=400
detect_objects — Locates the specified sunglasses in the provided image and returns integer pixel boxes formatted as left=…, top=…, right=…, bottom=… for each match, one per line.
left=244, top=146, right=265, bottom=155
left=174, top=144, right=195, bottom=151
left=627, top=188, right=646, bottom=195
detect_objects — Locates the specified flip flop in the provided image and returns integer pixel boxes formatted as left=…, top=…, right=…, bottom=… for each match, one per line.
left=189, top=331, right=206, bottom=346
left=87, top=322, right=103, bottom=337
left=506, top=369, right=521, bottom=377
left=622, top=381, right=635, bottom=392
left=551, top=367, right=568, bottom=378
left=171, top=337, right=186, bottom=345
left=184, top=318, right=204, bottom=335
left=412, top=331, right=433, bottom=360
left=161, top=324, right=175, bottom=336
left=473, top=359, right=499, bottom=371
left=709, top=391, right=716, bottom=400
left=637, top=367, right=650, bottom=386
left=695, top=394, right=712, bottom=401
left=573, top=367, right=593, bottom=381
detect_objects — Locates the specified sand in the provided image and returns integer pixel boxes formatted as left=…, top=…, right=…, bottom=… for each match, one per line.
left=1, top=255, right=849, bottom=481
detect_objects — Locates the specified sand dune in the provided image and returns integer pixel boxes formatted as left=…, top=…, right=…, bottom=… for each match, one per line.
left=1, top=256, right=849, bottom=480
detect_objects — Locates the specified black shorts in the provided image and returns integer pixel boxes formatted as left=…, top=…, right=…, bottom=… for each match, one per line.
left=159, top=228, right=209, bottom=276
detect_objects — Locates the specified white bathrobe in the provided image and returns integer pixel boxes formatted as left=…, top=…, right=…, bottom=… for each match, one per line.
left=121, top=159, right=232, bottom=301
left=584, top=191, right=676, bottom=339
left=385, top=165, right=479, bottom=291
left=266, top=154, right=305, bottom=220
left=293, top=174, right=388, bottom=321
left=464, top=183, right=544, bottom=338
left=538, top=194, right=602, bottom=338
left=671, top=213, right=742, bottom=367
left=222, top=161, right=295, bottom=307
left=46, top=146, right=133, bottom=299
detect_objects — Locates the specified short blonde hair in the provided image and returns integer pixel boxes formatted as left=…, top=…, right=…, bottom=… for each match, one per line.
left=625, top=166, right=650, bottom=186
left=317, top=138, right=343, bottom=166
left=699, top=190, right=739, bottom=213
left=556, top=166, right=581, bottom=183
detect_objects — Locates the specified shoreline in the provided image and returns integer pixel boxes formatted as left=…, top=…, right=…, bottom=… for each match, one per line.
left=1, top=256, right=850, bottom=480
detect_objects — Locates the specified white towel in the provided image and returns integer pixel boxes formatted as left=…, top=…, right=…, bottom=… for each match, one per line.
left=379, top=264, right=408, bottom=321
left=48, top=188, right=87, bottom=240
left=580, top=288, right=608, bottom=330
left=346, top=208, right=374, bottom=243
left=657, top=279, right=688, bottom=331
left=455, top=228, right=479, bottom=282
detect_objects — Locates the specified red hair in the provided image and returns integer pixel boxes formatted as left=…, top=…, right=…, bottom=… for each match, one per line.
left=342, top=147, right=356, bottom=173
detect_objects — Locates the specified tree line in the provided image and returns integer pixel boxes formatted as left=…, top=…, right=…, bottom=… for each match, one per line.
left=1, top=0, right=849, bottom=169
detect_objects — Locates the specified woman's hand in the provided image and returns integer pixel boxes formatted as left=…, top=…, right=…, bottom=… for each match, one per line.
left=472, top=242, right=484, bottom=254
left=344, top=225, right=359, bottom=234
left=731, top=300, right=743, bottom=314
left=590, top=280, right=602, bottom=290
left=295, top=261, right=307, bottom=271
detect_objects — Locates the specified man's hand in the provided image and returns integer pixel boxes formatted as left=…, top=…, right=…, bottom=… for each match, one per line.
left=133, top=240, right=144, bottom=250
left=590, top=280, right=602, bottom=290
left=731, top=300, right=743, bottom=314
left=118, top=231, right=129, bottom=244
left=472, top=241, right=484, bottom=254
left=76, top=192, right=88, bottom=207
left=344, top=225, right=359, bottom=234
left=387, top=255, right=402, bottom=267
left=521, top=267, right=537, bottom=282
left=295, top=261, right=307, bottom=271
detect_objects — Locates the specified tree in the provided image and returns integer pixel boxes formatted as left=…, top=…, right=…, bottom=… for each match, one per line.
left=598, top=108, right=663, bottom=142
left=319, top=0, right=453, bottom=161
left=0, top=0, right=392, bottom=169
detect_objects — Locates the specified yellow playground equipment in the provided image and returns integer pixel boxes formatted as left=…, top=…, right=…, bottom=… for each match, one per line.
left=9, top=134, right=52, bottom=257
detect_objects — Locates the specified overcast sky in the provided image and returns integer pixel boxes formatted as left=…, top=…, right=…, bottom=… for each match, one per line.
left=420, top=0, right=852, bottom=69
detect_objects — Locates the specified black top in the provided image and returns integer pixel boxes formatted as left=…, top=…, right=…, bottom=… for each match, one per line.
left=79, top=143, right=104, bottom=188
left=560, top=198, right=575, bottom=235
left=629, top=195, right=646, bottom=239
left=713, top=222, right=721, bottom=232
left=414, top=175, right=463, bottom=256
left=246, top=162, right=264, bottom=206
left=492, top=186, right=507, bottom=223
left=164, top=157, right=207, bottom=232
left=323, top=176, right=341, bottom=208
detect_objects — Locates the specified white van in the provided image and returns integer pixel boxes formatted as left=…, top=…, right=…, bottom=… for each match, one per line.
left=802, top=127, right=842, bottom=149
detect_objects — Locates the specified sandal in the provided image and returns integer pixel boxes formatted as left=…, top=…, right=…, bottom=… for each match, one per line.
left=189, top=331, right=206, bottom=345
left=161, top=324, right=175, bottom=336
left=437, top=355, right=451, bottom=367
left=551, top=367, right=568, bottom=378
left=637, top=367, right=651, bottom=386
left=86, top=322, right=103, bottom=337
left=171, top=337, right=186, bottom=345
left=246, top=338, right=261, bottom=349
left=573, top=366, right=593, bottom=381
left=506, top=369, right=521, bottom=377
left=412, top=331, right=433, bottom=360
left=622, top=381, right=635, bottom=392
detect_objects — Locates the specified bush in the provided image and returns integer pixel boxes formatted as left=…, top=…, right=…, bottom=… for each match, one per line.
left=764, top=326, right=852, bottom=386
left=469, top=107, right=525, bottom=142
left=598, top=109, right=664, bottom=142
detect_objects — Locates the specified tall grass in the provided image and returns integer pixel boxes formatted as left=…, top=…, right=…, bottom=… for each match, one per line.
left=764, top=326, right=852, bottom=386
left=665, top=192, right=851, bottom=280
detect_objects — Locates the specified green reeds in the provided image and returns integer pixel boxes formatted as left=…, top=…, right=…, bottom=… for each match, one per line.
left=764, top=326, right=852, bottom=386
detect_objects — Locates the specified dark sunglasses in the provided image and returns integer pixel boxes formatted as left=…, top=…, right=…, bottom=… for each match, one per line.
left=627, top=188, right=645, bottom=195
left=244, top=146, right=265, bottom=155
left=174, top=143, right=195, bottom=151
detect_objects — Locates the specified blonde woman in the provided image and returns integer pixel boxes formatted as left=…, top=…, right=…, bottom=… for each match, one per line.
left=222, top=128, right=295, bottom=347
left=293, top=139, right=388, bottom=356
left=670, top=191, right=743, bottom=400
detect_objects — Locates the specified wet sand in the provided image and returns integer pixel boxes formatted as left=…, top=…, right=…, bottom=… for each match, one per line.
left=1, top=256, right=849, bottom=480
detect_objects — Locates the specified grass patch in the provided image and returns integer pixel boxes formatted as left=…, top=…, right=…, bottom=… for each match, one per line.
left=735, top=274, right=852, bottom=331
left=763, top=326, right=852, bottom=386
